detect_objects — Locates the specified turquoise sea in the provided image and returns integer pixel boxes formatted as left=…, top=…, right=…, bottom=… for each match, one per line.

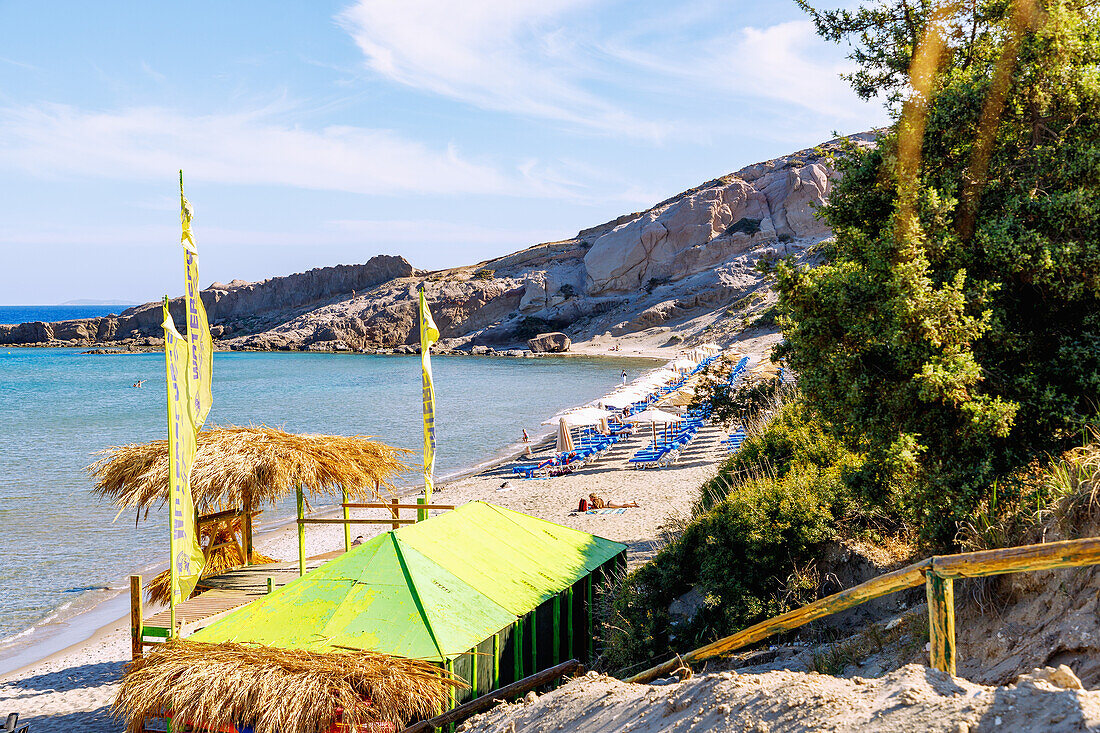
left=0, top=346, right=650, bottom=663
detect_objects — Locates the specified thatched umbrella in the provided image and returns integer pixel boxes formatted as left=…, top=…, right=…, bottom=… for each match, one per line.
left=115, top=640, right=462, bottom=733
left=90, top=425, right=411, bottom=516
left=89, top=425, right=411, bottom=603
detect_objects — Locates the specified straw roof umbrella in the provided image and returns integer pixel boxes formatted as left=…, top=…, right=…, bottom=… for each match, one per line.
left=115, top=639, right=462, bottom=733
left=89, top=425, right=411, bottom=603
left=90, top=425, right=411, bottom=516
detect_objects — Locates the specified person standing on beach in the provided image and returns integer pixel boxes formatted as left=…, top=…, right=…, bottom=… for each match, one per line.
left=621, top=369, right=628, bottom=385
left=522, top=428, right=529, bottom=443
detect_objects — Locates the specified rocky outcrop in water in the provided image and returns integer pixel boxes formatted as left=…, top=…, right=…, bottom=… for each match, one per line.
left=2, top=133, right=875, bottom=352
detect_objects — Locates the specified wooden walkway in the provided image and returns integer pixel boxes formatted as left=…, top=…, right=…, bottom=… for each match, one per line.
left=142, top=550, right=344, bottom=638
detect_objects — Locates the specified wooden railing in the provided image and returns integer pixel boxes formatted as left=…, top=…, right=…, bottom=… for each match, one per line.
left=627, top=536, right=1100, bottom=683
left=294, top=494, right=455, bottom=575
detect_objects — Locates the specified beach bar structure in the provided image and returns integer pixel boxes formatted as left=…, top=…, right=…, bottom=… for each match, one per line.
left=184, top=501, right=626, bottom=718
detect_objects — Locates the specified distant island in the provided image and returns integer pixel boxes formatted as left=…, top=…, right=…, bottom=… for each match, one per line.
left=60, top=299, right=140, bottom=306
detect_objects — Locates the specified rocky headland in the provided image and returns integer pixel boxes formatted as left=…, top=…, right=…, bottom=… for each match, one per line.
left=1, top=133, right=875, bottom=354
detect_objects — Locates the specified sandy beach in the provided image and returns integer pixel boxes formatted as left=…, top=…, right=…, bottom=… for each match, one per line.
left=0, top=345, right=755, bottom=733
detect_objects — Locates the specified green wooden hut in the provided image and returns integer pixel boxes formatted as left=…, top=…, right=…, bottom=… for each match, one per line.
left=189, top=501, right=627, bottom=708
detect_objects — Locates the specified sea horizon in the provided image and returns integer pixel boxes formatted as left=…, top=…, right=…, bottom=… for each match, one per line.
left=0, top=305, right=134, bottom=326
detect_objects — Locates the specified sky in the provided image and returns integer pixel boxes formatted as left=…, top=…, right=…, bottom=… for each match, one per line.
left=0, top=0, right=887, bottom=305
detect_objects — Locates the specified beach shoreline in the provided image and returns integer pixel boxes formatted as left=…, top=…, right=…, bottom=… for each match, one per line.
left=0, top=346, right=669, bottom=678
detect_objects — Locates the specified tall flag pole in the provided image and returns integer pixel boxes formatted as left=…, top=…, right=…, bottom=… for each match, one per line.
left=162, top=298, right=204, bottom=635
left=419, top=285, right=440, bottom=502
left=179, top=171, right=213, bottom=429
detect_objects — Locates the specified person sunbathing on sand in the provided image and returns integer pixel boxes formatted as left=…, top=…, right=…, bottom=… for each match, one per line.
left=588, top=493, right=639, bottom=509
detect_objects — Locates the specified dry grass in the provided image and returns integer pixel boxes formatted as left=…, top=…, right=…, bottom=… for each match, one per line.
left=89, top=424, right=412, bottom=518
left=115, top=640, right=463, bottom=733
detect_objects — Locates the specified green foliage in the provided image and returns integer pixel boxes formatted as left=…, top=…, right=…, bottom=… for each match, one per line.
left=725, top=217, right=762, bottom=236
left=558, top=284, right=576, bottom=299
left=749, top=305, right=778, bottom=329
left=777, top=2, right=1100, bottom=546
left=472, top=268, right=495, bottom=280
left=689, top=371, right=784, bottom=430
left=604, top=396, right=882, bottom=672
left=514, top=316, right=551, bottom=340
left=645, top=277, right=670, bottom=294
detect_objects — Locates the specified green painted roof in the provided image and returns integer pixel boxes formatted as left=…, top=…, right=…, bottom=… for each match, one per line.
left=189, top=502, right=626, bottom=660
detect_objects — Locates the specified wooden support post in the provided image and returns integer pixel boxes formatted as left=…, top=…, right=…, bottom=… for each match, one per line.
left=296, top=486, right=306, bottom=577
left=391, top=497, right=400, bottom=530
left=342, top=488, right=351, bottom=553
left=242, top=489, right=253, bottom=565
left=926, top=570, right=956, bottom=675
left=566, top=587, right=574, bottom=661
left=130, top=575, right=143, bottom=661
left=470, top=648, right=478, bottom=700
left=417, top=496, right=428, bottom=522
left=493, top=633, right=501, bottom=690
left=530, top=607, right=538, bottom=674
left=514, top=619, right=523, bottom=681
left=445, top=656, right=456, bottom=733
left=586, top=575, right=594, bottom=662
left=552, top=594, right=561, bottom=665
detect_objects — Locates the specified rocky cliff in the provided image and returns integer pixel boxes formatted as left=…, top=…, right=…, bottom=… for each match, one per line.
left=1, top=133, right=874, bottom=353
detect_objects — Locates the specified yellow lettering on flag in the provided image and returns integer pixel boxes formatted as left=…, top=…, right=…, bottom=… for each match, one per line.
left=179, top=172, right=213, bottom=428
left=419, top=287, right=440, bottom=500
left=163, top=302, right=205, bottom=606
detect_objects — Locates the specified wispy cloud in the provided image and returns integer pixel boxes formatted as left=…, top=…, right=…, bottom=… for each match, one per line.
left=338, top=1, right=884, bottom=139
left=337, top=0, right=670, bottom=140
left=0, top=104, right=523, bottom=196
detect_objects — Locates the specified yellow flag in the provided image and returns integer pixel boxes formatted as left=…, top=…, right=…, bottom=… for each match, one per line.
left=419, top=287, right=440, bottom=500
left=163, top=302, right=205, bottom=604
left=180, top=172, right=213, bottom=428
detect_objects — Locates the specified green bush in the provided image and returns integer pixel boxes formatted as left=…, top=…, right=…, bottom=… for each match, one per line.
left=604, top=397, right=877, bottom=673
left=472, top=268, right=495, bottom=280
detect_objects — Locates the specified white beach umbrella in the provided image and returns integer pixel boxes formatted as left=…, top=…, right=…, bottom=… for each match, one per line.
left=556, top=417, right=575, bottom=454
left=542, top=406, right=616, bottom=427
left=670, top=358, right=696, bottom=371
left=625, top=407, right=682, bottom=442
left=603, top=390, right=647, bottom=410
left=625, top=408, right=681, bottom=424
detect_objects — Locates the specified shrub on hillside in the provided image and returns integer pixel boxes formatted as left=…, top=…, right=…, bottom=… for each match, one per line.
left=603, top=396, right=881, bottom=673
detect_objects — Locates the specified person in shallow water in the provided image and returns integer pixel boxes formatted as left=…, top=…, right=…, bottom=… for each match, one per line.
left=522, top=428, right=529, bottom=443
left=621, top=370, right=628, bottom=385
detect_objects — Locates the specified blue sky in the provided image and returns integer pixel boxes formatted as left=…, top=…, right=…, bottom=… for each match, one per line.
left=0, top=0, right=886, bottom=304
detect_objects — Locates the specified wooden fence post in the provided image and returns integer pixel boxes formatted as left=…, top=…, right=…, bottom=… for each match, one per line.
left=296, top=486, right=306, bottom=577
left=242, top=489, right=253, bottom=565
left=926, top=569, right=956, bottom=676
left=342, top=488, right=351, bottom=553
left=391, top=497, right=400, bottom=530
left=130, top=575, right=143, bottom=660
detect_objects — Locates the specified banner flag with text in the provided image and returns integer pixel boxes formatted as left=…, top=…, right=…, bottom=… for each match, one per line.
left=419, top=287, right=440, bottom=500
left=179, top=171, right=213, bottom=429
left=162, top=303, right=205, bottom=604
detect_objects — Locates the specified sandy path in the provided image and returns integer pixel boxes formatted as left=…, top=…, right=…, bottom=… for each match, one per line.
left=0, top=392, right=734, bottom=732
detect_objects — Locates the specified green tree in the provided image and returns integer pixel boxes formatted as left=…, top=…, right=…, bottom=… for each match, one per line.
left=779, top=2, right=1100, bottom=544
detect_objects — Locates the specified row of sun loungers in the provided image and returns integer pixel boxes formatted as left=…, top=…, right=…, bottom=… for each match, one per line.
left=721, top=426, right=747, bottom=453
left=511, top=424, right=634, bottom=478
left=628, top=410, right=709, bottom=468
